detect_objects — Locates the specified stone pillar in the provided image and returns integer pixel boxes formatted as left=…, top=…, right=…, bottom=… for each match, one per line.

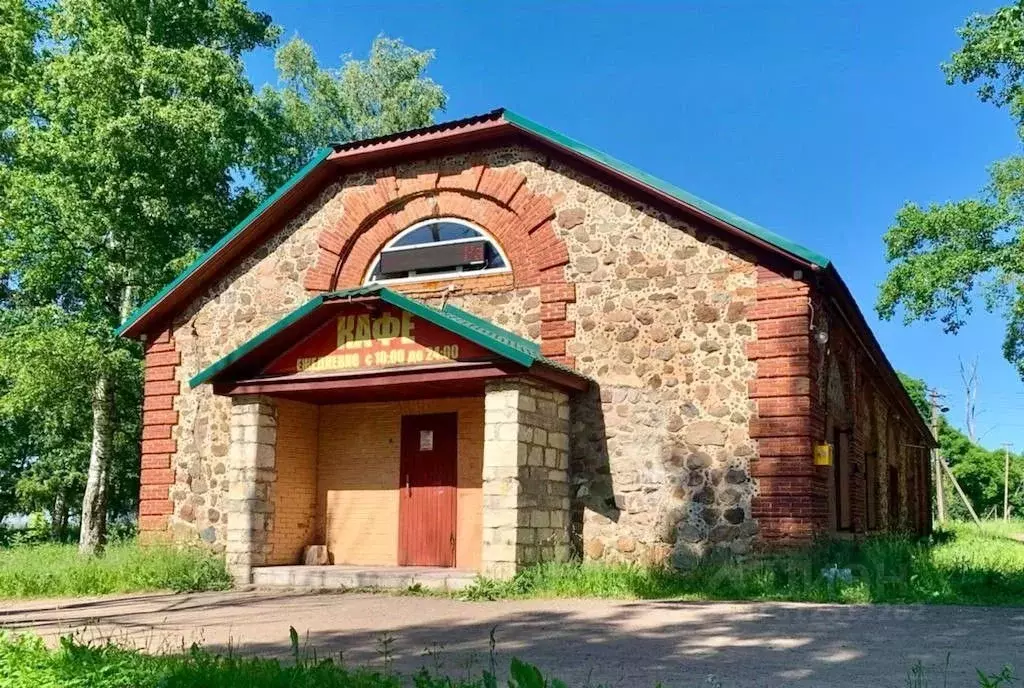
left=482, top=378, right=571, bottom=580
left=225, top=395, right=278, bottom=585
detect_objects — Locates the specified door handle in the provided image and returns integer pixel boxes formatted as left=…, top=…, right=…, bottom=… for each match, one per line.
left=406, top=474, right=411, bottom=497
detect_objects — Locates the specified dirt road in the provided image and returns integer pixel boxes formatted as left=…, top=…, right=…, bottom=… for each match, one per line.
left=0, top=591, right=1021, bottom=686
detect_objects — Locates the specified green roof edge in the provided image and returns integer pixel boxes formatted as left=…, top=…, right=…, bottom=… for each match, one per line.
left=442, top=303, right=541, bottom=358
left=376, top=289, right=536, bottom=367
left=117, top=147, right=335, bottom=338
left=122, top=109, right=833, bottom=341
left=189, top=286, right=553, bottom=387
left=500, top=109, right=831, bottom=269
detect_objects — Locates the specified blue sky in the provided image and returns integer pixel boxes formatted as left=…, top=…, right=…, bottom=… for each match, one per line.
left=245, top=1, right=1024, bottom=448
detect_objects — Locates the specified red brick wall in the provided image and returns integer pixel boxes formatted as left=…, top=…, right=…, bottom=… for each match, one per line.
left=138, top=328, right=180, bottom=533
left=812, top=294, right=932, bottom=536
left=747, top=265, right=818, bottom=542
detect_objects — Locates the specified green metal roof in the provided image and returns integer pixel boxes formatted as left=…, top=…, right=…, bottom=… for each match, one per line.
left=189, top=285, right=577, bottom=388
left=117, top=146, right=334, bottom=337
left=500, top=109, right=831, bottom=269
left=119, top=108, right=832, bottom=339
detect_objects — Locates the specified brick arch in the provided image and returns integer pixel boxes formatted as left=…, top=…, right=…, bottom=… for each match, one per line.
left=304, top=164, right=578, bottom=362
left=336, top=192, right=543, bottom=288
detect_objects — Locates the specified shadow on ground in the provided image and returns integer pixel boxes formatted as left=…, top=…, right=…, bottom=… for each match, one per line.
left=1, top=591, right=1022, bottom=687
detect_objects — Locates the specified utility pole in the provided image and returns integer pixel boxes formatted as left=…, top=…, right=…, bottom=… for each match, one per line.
left=959, top=357, right=979, bottom=442
left=928, top=388, right=946, bottom=523
left=1003, top=443, right=1012, bottom=522
left=941, top=457, right=982, bottom=528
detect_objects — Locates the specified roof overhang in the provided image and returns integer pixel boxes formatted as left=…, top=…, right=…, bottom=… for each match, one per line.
left=191, top=286, right=589, bottom=401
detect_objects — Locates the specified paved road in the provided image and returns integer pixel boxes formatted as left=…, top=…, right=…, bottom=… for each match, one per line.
left=0, top=591, right=1022, bottom=686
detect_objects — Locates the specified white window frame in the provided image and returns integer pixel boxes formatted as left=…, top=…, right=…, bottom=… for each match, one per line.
left=362, top=217, right=512, bottom=286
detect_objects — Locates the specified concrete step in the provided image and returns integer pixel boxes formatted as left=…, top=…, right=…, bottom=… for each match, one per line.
left=251, top=565, right=477, bottom=592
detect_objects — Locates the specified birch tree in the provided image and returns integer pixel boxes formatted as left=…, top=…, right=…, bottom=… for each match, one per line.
left=0, top=0, right=280, bottom=553
left=0, top=1, right=446, bottom=551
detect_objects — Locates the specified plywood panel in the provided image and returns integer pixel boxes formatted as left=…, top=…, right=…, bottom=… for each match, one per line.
left=268, top=400, right=319, bottom=565
left=319, top=403, right=401, bottom=565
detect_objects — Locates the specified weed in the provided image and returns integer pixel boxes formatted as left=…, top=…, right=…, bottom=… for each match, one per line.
left=0, top=631, right=1015, bottom=687
left=461, top=522, right=1024, bottom=606
left=0, top=540, right=231, bottom=598
left=0, top=632, right=576, bottom=688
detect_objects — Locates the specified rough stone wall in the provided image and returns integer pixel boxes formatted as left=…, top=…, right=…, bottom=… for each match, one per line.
left=354, top=149, right=763, bottom=566
left=482, top=378, right=571, bottom=579
left=154, top=145, right=765, bottom=562
left=517, top=153, right=761, bottom=567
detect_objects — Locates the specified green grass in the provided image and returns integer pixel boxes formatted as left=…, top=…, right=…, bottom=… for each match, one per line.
left=462, top=521, right=1024, bottom=606
left=0, top=632, right=575, bottom=688
left=0, top=541, right=232, bottom=598
left=0, top=631, right=1017, bottom=688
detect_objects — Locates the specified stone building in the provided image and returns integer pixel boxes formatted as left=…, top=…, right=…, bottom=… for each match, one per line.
left=119, top=109, right=934, bottom=584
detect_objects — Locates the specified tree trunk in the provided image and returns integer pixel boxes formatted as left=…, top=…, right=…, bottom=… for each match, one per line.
left=79, top=372, right=113, bottom=555
left=52, top=491, right=68, bottom=542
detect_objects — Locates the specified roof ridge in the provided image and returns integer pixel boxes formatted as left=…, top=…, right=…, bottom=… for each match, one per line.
left=329, top=108, right=507, bottom=154
left=118, top=107, right=831, bottom=339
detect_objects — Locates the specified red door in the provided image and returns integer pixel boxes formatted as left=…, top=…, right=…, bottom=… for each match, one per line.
left=398, top=413, right=457, bottom=567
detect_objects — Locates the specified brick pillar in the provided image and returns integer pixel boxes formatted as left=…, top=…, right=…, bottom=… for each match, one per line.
left=482, top=378, right=571, bottom=580
left=138, top=327, right=181, bottom=534
left=225, top=395, right=277, bottom=585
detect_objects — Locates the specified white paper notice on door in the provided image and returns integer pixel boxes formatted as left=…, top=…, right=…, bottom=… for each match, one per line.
left=419, top=430, right=434, bottom=451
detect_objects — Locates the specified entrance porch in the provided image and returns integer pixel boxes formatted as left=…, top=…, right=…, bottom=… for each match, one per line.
left=189, top=287, right=588, bottom=585
left=225, top=379, right=573, bottom=585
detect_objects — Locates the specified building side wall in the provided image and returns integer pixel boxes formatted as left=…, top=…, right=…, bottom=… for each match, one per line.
left=808, top=292, right=932, bottom=537
left=316, top=398, right=484, bottom=570
left=266, top=400, right=319, bottom=565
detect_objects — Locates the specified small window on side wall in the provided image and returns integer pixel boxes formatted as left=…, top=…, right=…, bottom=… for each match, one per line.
left=364, top=219, right=510, bottom=284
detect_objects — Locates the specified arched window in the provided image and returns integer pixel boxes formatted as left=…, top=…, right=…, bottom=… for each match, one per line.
left=363, top=218, right=510, bottom=284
